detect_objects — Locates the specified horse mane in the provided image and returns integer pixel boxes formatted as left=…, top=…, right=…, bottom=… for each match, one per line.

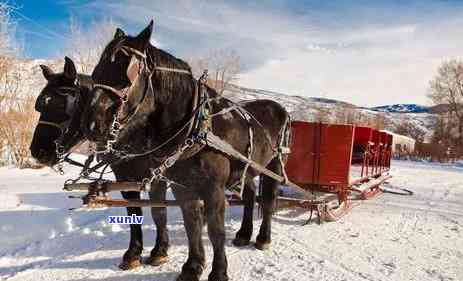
left=147, top=45, right=191, bottom=72
left=146, top=44, right=195, bottom=104
left=102, top=36, right=191, bottom=72
left=75, top=73, right=94, bottom=105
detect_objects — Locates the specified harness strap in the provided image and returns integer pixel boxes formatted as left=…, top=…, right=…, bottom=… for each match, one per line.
left=154, top=66, right=192, bottom=75
left=93, top=67, right=191, bottom=101
left=277, top=116, right=291, bottom=184
left=38, top=120, right=66, bottom=131
left=239, top=120, right=254, bottom=198
left=117, top=46, right=147, bottom=60
left=63, top=155, right=86, bottom=168
left=208, top=105, right=240, bottom=117
left=118, top=46, right=193, bottom=77
left=204, top=131, right=307, bottom=196
left=94, top=84, right=128, bottom=99
left=57, top=86, right=80, bottom=92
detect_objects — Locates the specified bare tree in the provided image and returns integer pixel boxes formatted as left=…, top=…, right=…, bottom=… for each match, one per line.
left=334, top=105, right=357, bottom=124
left=0, top=2, right=16, bottom=86
left=428, top=59, right=463, bottom=149
left=395, top=120, right=426, bottom=143
left=0, top=2, right=38, bottom=167
left=314, top=106, right=331, bottom=123
left=63, top=16, right=119, bottom=73
left=0, top=2, right=17, bottom=57
left=0, top=58, right=39, bottom=168
left=372, top=113, right=389, bottom=130
left=0, top=87, right=37, bottom=168
left=189, top=49, right=240, bottom=94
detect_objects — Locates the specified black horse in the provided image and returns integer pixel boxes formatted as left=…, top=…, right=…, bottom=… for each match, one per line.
left=29, top=57, right=171, bottom=270
left=83, top=21, right=290, bottom=281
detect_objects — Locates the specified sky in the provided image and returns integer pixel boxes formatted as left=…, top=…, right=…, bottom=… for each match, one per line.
left=10, top=0, right=463, bottom=106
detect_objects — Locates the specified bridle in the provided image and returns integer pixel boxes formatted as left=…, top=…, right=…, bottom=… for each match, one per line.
left=91, top=45, right=194, bottom=156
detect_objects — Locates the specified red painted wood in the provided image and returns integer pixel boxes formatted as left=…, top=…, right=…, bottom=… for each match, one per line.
left=285, top=121, right=354, bottom=186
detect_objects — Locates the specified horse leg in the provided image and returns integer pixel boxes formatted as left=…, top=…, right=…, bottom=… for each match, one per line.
left=119, top=191, right=143, bottom=270
left=145, top=182, right=169, bottom=266
left=176, top=199, right=206, bottom=281
left=255, top=158, right=280, bottom=250
left=232, top=177, right=256, bottom=247
left=205, top=187, right=229, bottom=281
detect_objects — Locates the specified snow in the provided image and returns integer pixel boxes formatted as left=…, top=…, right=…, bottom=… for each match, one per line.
left=0, top=160, right=462, bottom=281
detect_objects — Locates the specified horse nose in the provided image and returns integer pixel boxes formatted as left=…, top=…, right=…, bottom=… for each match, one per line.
left=39, top=149, right=50, bottom=160
left=32, top=149, right=50, bottom=163
left=30, top=146, right=40, bottom=159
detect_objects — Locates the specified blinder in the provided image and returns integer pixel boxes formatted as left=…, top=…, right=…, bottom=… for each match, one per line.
left=36, top=86, right=80, bottom=132
left=35, top=87, right=79, bottom=117
left=94, top=46, right=146, bottom=101
left=127, top=55, right=142, bottom=84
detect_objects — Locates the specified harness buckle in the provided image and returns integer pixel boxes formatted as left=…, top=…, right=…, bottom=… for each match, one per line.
left=142, top=178, right=152, bottom=192
left=184, top=138, right=194, bottom=147
left=199, top=69, right=208, bottom=83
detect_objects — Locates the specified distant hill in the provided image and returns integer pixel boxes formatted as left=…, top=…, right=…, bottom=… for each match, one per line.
left=224, top=84, right=437, bottom=141
left=429, top=104, right=451, bottom=113
left=369, top=104, right=430, bottom=113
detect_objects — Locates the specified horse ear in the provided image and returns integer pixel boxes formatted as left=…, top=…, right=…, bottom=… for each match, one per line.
left=134, top=20, right=153, bottom=50
left=114, top=27, right=125, bottom=39
left=40, top=65, right=54, bottom=80
left=63, top=56, right=77, bottom=81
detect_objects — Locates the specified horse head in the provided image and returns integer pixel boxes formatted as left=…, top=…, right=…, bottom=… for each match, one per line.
left=83, top=21, right=195, bottom=154
left=30, top=57, right=93, bottom=165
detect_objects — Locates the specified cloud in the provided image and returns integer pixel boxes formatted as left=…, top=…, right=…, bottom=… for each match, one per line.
left=239, top=22, right=459, bottom=106
left=72, top=0, right=463, bottom=106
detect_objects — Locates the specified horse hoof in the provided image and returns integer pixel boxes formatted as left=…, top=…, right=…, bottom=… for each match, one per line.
left=118, top=258, right=141, bottom=270
left=208, top=272, right=229, bottom=281
left=145, top=255, right=169, bottom=266
left=254, top=241, right=271, bottom=251
left=232, top=237, right=250, bottom=247
left=176, top=273, right=200, bottom=281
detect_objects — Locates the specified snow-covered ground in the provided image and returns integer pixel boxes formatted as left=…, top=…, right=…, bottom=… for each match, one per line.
left=0, top=160, right=462, bottom=281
